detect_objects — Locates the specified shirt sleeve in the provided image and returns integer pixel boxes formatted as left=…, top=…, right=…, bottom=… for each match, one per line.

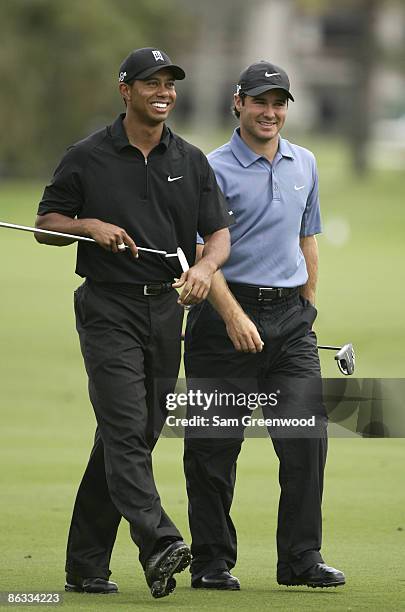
left=37, top=145, right=84, bottom=218
left=300, top=155, right=322, bottom=237
left=197, top=154, right=234, bottom=238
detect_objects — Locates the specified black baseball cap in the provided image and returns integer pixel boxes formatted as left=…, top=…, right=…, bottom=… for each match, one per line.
left=118, top=47, right=186, bottom=83
left=237, top=61, right=294, bottom=101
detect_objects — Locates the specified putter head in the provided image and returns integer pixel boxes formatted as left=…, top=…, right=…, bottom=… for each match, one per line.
left=335, top=343, right=355, bottom=376
left=177, top=247, right=190, bottom=272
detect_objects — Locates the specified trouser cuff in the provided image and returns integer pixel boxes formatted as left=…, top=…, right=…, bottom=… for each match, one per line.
left=65, top=563, right=111, bottom=580
left=191, top=559, right=230, bottom=581
left=278, top=550, right=324, bottom=578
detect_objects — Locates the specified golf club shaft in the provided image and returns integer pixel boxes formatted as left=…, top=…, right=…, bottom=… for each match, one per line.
left=0, top=221, right=167, bottom=255
left=179, top=335, right=345, bottom=351
left=317, top=345, right=341, bottom=351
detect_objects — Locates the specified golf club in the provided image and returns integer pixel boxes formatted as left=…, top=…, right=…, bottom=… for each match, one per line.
left=318, top=343, right=356, bottom=376
left=178, top=335, right=355, bottom=376
left=2, top=220, right=352, bottom=373
left=0, top=221, right=168, bottom=255
left=1, top=220, right=192, bottom=291
left=176, top=247, right=190, bottom=273
left=172, top=247, right=191, bottom=309
left=164, top=246, right=190, bottom=273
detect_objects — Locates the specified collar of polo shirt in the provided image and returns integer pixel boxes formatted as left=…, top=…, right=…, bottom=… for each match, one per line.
left=109, top=113, right=171, bottom=152
left=230, top=128, right=295, bottom=167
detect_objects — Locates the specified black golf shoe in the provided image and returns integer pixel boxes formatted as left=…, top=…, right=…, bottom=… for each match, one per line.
left=65, top=574, right=118, bottom=594
left=192, top=570, right=240, bottom=590
left=278, top=563, right=345, bottom=588
left=144, top=540, right=191, bottom=599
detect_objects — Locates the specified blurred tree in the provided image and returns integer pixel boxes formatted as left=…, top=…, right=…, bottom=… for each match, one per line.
left=0, top=0, right=194, bottom=177
left=347, top=0, right=378, bottom=175
left=185, top=0, right=249, bottom=132
left=297, top=0, right=400, bottom=175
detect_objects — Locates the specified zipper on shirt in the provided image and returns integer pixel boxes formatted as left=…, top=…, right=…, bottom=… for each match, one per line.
left=142, top=156, right=148, bottom=201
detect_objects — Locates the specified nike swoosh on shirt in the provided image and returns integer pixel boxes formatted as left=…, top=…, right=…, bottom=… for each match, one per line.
left=265, top=72, right=280, bottom=78
left=168, top=175, right=183, bottom=182
left=294, top=185, right=305, bottom=191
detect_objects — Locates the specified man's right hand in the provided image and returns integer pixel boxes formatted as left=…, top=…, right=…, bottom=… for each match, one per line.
left=83, top=219, right=138, bottom=257
left=35, top=213, right=138, bottom=257
left=224, top=310, right=264, bottom=353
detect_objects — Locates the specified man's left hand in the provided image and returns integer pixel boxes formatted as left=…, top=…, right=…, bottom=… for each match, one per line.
left=173, top=259, right=216, bottom=305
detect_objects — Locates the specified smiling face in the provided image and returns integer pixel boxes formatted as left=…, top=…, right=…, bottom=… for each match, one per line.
left=235, top=89, right=288, bottom=146
left=119, top=68, right=177, bottom=126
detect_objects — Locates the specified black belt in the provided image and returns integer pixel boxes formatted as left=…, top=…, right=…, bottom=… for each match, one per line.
left=88, top=280, right=173, bottom=296
left=228, top=283, right=298, bottom=302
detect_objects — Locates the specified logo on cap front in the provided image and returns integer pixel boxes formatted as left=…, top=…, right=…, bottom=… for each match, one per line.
left=265, top=72, right=280, bottom=78
left=152, top=50, right=164, bottom=62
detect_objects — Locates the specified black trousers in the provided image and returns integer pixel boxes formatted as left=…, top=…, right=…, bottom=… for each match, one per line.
left=65, top=280, right=184, bottom=578
left=183, top=290, right=328, bottom=580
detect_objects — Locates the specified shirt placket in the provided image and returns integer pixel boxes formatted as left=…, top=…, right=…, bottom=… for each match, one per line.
left=272, top=155, right=282, bottom=202
left=143, top=156, right=148, bottom=201
left=258, top=158, right=277, bottom=202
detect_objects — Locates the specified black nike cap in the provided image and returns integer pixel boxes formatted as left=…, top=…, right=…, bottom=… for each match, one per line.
left=237, top=61, right=294, bottom=101
left=118, top=47, right=186, bottom=83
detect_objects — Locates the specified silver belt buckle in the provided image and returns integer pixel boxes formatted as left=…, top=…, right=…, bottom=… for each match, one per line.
left=258, top=286, right=277, bottom=301
left=144, top=284, right=158, bottom=296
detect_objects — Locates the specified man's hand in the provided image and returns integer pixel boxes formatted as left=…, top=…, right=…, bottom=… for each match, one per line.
left=173, top=258, right=216, bottom=305
left=83, top=219, right=138, bottom=257
left=224, top=310, right=264, bottom=353
left=173, top=227, right=230, bottom=305
left=35, top=213, right=138, bottom=257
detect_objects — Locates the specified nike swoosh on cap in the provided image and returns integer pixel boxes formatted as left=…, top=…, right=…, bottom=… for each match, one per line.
left=265, top=72, right=280, bottom=77
left=168, top=175, right=183, bottom=182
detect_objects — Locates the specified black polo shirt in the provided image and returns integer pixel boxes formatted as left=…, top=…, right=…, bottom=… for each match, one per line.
left=38, top=114, right=232, bottom=283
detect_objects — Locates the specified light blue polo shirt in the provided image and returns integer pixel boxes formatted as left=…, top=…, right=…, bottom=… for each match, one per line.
left=202, top=128, right=322, bottom=287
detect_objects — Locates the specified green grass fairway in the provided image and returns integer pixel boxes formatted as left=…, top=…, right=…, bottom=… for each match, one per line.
left=1, top=436, right=405, bottom=612
left=1, top=141, right=405, bottom=610
left=1, top=436, right=405, bottom=611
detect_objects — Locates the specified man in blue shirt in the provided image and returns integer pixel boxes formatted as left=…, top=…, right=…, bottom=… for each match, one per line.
left=183, top=61, right=345, bottom=590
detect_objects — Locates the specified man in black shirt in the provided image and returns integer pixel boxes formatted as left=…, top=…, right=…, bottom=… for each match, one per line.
left=35, top=47, right=231, bottom=600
